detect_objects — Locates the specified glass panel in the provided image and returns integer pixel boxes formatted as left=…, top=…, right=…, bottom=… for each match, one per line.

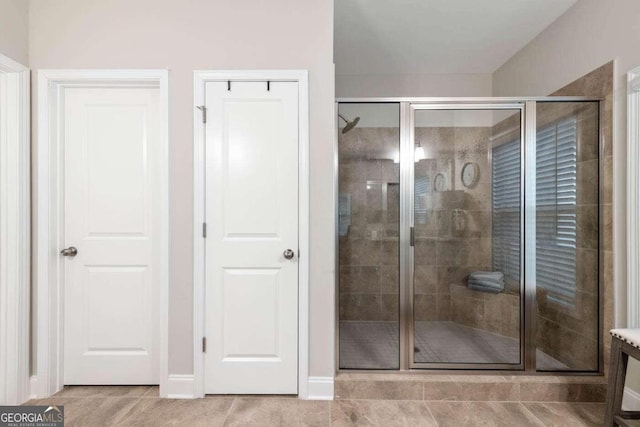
left=535, top=101, right=599, bottom=371
left=413, top=108, right=522, bottom=365
left=338, top=103, right=400, bottom=369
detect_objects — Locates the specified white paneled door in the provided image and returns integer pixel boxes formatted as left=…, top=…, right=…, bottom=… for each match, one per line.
left=63, top=87, right=160, bottom=384
left=204, top=81, right=299, bottom=394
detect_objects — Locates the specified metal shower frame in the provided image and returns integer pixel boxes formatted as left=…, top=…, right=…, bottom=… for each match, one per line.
left=334, top=96, right=604, bottom=374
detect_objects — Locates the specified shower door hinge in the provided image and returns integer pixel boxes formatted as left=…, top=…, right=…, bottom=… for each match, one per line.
left=202, top=337, right=206, bottom=353
left=196, top=105, right=207, bottom=124
left=202, top=222, right=207, bottom=238
left=410, top=227, right=415, bottom=247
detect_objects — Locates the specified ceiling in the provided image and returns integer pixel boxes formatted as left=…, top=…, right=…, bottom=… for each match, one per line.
left=335, top=0, right=577, bottom=75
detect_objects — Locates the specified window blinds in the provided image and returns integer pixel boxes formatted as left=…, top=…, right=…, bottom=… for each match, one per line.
left=535, top=117, right=578, bottom=306
left=492, top=139, right=521, bottom=284
left=491, top=117, right=578, bottom=306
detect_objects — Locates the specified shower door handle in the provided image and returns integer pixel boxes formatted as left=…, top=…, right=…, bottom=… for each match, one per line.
left=283, top=249, right=295, bottom=260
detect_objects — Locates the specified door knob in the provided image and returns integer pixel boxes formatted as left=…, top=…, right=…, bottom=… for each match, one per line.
left=283, top=249, right=295, bottom=260
left=60, top=246, right=78, bottom=257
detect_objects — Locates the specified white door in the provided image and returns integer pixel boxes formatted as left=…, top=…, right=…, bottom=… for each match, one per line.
left=204, top=81, right=299, bottom=394
left=63, top=87, right=161, bottom=384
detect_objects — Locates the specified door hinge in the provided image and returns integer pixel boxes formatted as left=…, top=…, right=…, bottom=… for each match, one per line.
left=202, top=222, right=207, bottom=238
left=410, top=227, right=415, bottom=247
left=202, top=337, right=206, bottom=353
left=196, top=105, right=207, bottom=124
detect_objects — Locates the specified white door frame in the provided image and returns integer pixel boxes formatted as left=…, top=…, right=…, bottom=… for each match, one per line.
left=193, top=70, right=310, bottom=399
left=628, top=66, right=640, bottom=328
left=0, top=53, right=30, bottom=405
left=35, top=70, right=170, bottom=398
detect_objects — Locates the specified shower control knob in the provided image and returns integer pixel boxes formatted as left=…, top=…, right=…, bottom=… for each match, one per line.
left=283, top=249, right=295, bottom=260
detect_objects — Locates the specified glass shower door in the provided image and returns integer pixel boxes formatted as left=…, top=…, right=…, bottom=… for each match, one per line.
left=338, top=103, right=401, bottom=369
left=534, top=101, right=600, bottom=372
left=410, top=105, right=524, bottom=368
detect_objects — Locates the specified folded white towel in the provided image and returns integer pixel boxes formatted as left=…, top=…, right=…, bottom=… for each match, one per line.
left=468, top=271, right=505, bottom=293
left=469, top=271, right=504, bottom=279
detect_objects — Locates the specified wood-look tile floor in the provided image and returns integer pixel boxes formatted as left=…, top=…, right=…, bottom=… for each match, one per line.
left=25, top=386, right=605, bottom=426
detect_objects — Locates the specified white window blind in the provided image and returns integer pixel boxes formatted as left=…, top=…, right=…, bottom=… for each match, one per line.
left=491, top=117, right=578, bottom=306
left=492, top=139, right=521, bottom=284
left=535, top=117, right=578, bottom=306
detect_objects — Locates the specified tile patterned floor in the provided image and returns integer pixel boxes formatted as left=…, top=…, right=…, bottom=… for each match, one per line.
left=25, top=386, right=605, bottom=426
left=339, top=321, right=567, bottom=370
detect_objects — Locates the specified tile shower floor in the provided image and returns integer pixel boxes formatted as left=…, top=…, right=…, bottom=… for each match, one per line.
left=339, top=321, right=568, bottom=370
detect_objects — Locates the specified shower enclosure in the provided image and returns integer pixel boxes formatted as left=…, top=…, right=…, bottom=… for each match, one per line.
left=336, top=98, right=602, bottom=373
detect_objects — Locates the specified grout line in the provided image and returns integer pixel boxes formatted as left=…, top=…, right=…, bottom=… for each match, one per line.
left=422, top=399, right=604, bottom=403
left=335, top=398, right=426, bottom=401
left=141, top=386, right=159, bottom=398
left=518, top=402, right=547, bottom=427
left=108, top=391, right=148, bottom=426
left=334, top=397, right=606, bottom=404
left=221, top=396, right=237, bottom=426
left=422, top=400, right=440, bottom=427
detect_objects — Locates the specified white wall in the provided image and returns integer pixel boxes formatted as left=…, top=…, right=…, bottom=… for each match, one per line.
left=336, top=73, right=492, bottom=98
left=29, top=0, right=336, bottom=378
left=493, top=0, right=640, bottom=395
left=0, top=0, right=29, bottom=65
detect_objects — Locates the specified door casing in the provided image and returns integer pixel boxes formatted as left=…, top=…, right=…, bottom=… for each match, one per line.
left=0, top=53, right=30, bottom=405
left=35, top=70, right=170, bottom=398
left=193, top=70, right=311, bottom=399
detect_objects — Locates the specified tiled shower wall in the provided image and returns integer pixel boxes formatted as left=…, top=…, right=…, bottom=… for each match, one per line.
left=536, top=62, right=612, bottom=372
left=413, top=126, right=518, bottom=340
left=338, top=125, right=518, bottom=338
left=338, top=128, right=400, bottom=322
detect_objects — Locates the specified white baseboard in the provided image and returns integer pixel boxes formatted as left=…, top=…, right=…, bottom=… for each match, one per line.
left=306, top=376, right=334, bottom=400
left=25, top=373, right=332, bottom=400
left=164, top=374, right=196, bottom=399
left=29, top=374, right=197, bottom=401
left=623, top=387, right=640, bottom=411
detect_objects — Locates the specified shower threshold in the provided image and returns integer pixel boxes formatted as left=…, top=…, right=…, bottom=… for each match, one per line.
left=339, top=320, right=567, bottom=370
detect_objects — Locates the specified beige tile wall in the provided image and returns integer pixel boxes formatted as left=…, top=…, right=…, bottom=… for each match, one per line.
left=338, top=127, right=400, bottom=322
left=337, top=125, right=520, bottom=342
left=338, top=124, right=521, bottom=340
left=413, top=126, right=520, bottom=339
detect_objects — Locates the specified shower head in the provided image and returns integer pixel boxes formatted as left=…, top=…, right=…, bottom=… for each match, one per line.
left=338, top=114, right=360, bottom=134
